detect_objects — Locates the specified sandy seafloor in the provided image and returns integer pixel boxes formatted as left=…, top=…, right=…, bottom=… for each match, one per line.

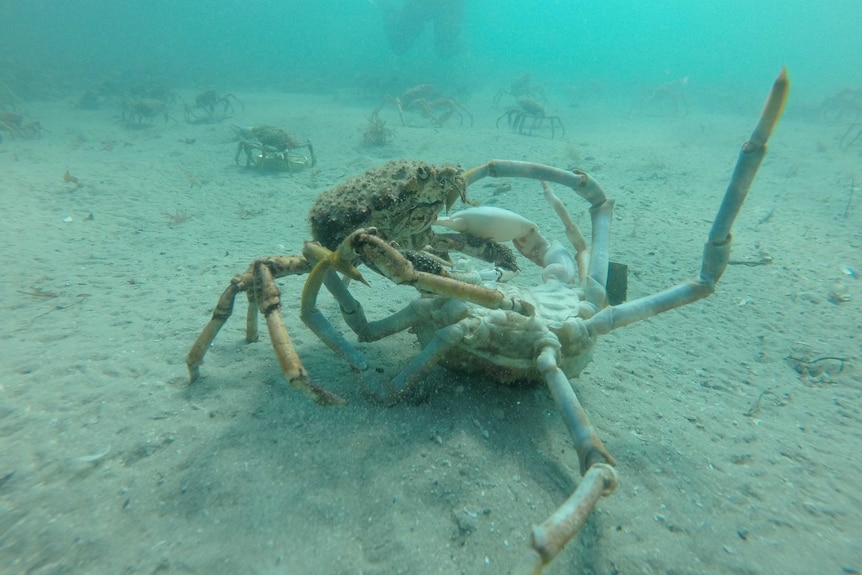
left=1, top=83, right=860, bottom=575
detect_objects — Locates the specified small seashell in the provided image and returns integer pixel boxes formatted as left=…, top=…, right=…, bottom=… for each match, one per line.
left=830, top=281, right=851, bottom=304
left=78, top=445, right=111, bottom=462
left=63, top=216, right=73, bottom=223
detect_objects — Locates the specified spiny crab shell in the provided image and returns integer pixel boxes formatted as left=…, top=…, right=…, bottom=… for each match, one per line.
left=246, top=125, right=300, bottom=150
left=308, top=160, right=467, bottom=253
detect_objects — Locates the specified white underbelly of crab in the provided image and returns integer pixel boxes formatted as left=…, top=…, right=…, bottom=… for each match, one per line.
left=411, top=281, right=596, bottom=384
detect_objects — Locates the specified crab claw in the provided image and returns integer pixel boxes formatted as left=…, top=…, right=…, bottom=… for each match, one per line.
left=434, top=206, right=537, bottom=242
left=302, top=241, right=367, bottom=284
left=445, top=181, right=468, bottom=213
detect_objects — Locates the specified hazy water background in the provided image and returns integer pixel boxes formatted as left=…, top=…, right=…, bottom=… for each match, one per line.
left=2, top=2, right=861, bottom=574
left=1, top=0, right=859, bottom=103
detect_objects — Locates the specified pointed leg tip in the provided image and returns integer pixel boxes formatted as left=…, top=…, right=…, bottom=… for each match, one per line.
left=293, top=375, right=346, bottom=406
left=318, top=391, right=348, bottom=407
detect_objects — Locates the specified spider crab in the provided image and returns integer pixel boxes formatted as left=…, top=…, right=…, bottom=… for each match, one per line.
left=494, top=72, right=547, bottom=107
left=122, top=97, right=170, bottom=125
left=497, top=97, right=565, bottom=139
left=381, top=83, right=474, bottom=127
left=641, top=76, right=691, bottom=117
left=184, top=87, right=243, bottom=124
left=233, top=124, right=316, bottom=172
left=0, top=111, right=46, bottom=139
left=186, top=70, right=788, bottom=573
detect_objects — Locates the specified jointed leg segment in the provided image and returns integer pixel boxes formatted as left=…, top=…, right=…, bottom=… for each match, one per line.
left=185, top=255, right=345, bottom=405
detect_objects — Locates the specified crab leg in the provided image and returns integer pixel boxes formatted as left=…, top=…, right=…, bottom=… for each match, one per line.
left=300, top=243, right=374, bottom=373
left=301, top=231, right=534, bottom=331
left=583, top=68, right=789, bottom=336
left=346, top=230, right=535, bottom=315
left=185, top=255, right=345, bottom=406
left=187, top=257, right=310, bottom=379
left=463, top=161, right=613, bottom=308
left=254, top=263, right=345, bottom=406
left=540, top=181, right=590, bottom=282
left=300, top=241, right=481, bottom=402
left=186, top=281, right=242, bottom=382
left=363, top=299, right=473, bottom=402
left=512, top=69, right=789, bottom=575
left=514, top=462, right=619, bottom=575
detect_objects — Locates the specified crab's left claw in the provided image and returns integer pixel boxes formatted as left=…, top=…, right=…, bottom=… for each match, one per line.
left=445, top=186, right=466, bottom=213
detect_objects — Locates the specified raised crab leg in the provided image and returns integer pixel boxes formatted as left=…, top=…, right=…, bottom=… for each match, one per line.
left=463, top=161, right=614, bottom=311
left=511, top=67, right=789, bottom=575
left=541, top=181, right=590, bottom=282
left=583, top=67, right=789, bottom=338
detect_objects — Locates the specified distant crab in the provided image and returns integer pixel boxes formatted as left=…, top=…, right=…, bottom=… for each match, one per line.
left=360, top=107, right=395, bottom=147
left=122, top=97, right=169, bottom=125
left=233, top=124, right=316, bottom=172
left=184, top=87, right=243, bottom=124
left=640, top=76, right=690, bottom=117
left=0, top=111, right=46, bottom=138
left=497, top=98, right=565, bottom=139
left=494, top=72, right=546, bottom=107
left=381, top=84, right=473, bottom=127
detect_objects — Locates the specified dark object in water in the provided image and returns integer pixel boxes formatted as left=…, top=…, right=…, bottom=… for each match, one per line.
left=378, top=0, right=465, bottom=58
left=607, top=261, right=628, bottom=305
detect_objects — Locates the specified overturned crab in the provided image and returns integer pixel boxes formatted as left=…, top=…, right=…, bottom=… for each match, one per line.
left=233, top=124, right=316, bottom=172
left=186, top=70, right=788, bottom=573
